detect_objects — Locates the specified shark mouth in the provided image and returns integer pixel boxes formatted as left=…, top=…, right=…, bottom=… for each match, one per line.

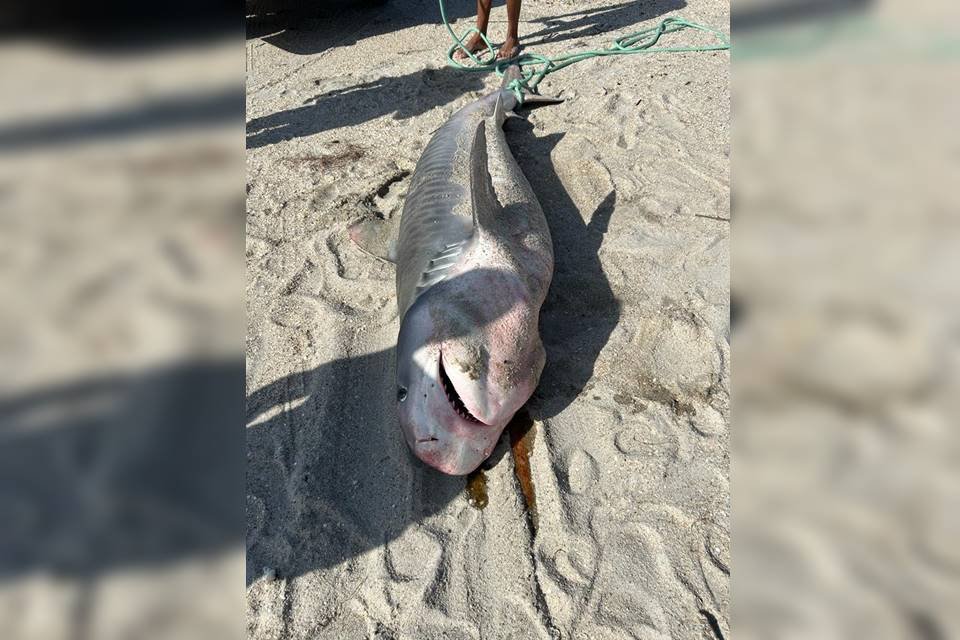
left=438, top=354, right=484, bottom=424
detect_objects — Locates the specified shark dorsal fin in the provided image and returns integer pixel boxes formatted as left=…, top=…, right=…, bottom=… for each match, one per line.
left=469, top=120, right=502, bottom=230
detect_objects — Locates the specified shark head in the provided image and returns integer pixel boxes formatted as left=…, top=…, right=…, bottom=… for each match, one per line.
left=395, top=270, right=545, bottom=475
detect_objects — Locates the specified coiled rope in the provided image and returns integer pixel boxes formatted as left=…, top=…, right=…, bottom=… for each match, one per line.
left=439, top=0, right=731, bottom=103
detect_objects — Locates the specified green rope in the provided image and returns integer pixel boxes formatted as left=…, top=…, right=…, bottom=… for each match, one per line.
left=439, top=0, right=730, bottom=104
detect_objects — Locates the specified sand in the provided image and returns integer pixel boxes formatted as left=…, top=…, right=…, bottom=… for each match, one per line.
left=1, top=35, right=244, bottom=640
left=246, top=0, right=729, bottom=637
left=734, top=35, right=960, bottom=637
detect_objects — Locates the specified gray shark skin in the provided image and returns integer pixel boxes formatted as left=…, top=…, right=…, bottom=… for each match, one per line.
left=351, top=68, right=554, bottom=475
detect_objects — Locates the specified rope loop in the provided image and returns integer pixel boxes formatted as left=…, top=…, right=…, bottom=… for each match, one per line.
left=439, top=0, right=730, bottom=101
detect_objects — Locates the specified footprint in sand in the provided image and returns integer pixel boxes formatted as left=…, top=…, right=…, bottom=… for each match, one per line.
left=705, top=522, right=730, bottom=574
left=403, top=624, right=478, bottom=640
left=700, top=522, right=731, bottom=608
left=314, top=609, right=370, bottom=640
left=384, top=526, right=442, bottom=583
left=549, top=537, right=598, bottom=586
left=595, top=588, right=665, bottom=637
left=570, top=622, right=638, bottom=640
left=690, top=405, right=727, bottom=438
left=626, top=312, right=721, bottom=408
left=269, top=232, right=395, bottom=323
left=268, top=296, right=320, bottom=329
left=564, top=449, right=599, bottom=495
left=485, top=598, right=552, bottom=640
left=613, top=409, right=677, bottom=460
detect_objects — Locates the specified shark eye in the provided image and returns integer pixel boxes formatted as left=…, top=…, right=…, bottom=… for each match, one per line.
left=397, top=386, right=408, bottom=402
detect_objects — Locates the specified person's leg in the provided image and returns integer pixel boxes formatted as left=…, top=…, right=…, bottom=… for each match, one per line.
left=453, top=0, right=493, bottom=60
left=497, top=0, right=521, bottom=59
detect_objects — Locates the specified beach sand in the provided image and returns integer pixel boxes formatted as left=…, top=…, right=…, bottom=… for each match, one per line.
left=246, top=0, right=729, bottom=637
left=0, top=35, right=244, bottom=640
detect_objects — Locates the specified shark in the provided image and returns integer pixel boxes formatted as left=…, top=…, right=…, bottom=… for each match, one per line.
left=350, top=66, right=556, bottom=475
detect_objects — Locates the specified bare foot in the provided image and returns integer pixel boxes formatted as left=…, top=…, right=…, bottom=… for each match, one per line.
left=453, top=33, right=489, bottom=61
left=496, top=35, right=520, bottom=60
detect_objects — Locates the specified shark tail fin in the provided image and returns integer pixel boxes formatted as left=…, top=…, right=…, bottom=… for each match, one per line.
left=493, top=92, right=507, bottom=127
left=498, top=64, right=564, bottom=110
left=499, top=64, right=524, bottom=90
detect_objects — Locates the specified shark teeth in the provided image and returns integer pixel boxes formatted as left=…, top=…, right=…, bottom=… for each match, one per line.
left=438, top=355, right=482, bottom=424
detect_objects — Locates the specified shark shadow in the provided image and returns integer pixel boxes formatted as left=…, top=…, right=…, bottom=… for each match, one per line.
left=246, top=112, right=620, bottom=583
left=246, top=268, right=535, bottom=584
left=505, top=117, right=621, bottom=420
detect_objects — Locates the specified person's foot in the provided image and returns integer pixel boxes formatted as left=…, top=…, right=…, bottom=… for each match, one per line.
left=453, top=33, right=489, bottom=61
left=496, top=35, right=520, bottom=60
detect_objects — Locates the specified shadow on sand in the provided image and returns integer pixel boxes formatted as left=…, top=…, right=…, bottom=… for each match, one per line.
left=246, top=66, right=486, bottom=149
left=246, top=0, right=476, bottom=54
left=505, top=117, right=621, bottom=420
left=245, top=110, right=621, bottom=583
left=247, top=0, right=685, bottom=56
left=246, top=0, right=685, bottom=148
left=522, top=0, right=685, bottom=49
left=0, top=361, right=244, bottom=580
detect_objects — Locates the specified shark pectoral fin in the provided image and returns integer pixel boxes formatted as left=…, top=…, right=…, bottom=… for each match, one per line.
left=469, top=121, right=502, bottom=230
left=348, top=216, right=398, bottom=264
